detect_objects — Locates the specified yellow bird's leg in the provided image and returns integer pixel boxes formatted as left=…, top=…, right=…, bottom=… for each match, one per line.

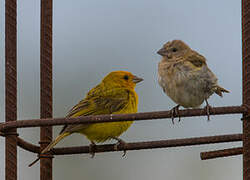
left=89, top=141, right=96, bottom=158
left=113, top=137, right=127, bottom=157
left=204, top=99, right=212, bottom=121
left=170, top=105, right=180, bottom=124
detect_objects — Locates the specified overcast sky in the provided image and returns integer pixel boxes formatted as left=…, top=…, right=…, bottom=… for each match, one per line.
left=0, top=0, right=242, bottom=180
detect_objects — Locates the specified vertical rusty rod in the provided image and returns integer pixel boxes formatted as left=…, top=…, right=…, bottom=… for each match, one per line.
left=40, top=0, right=53, bottom=180
left=5, top=0, right=17, bottom=180
left=242, top=0, right=250, bottom=179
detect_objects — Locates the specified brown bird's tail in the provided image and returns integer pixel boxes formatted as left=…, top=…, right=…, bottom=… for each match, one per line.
left=41, top=132, right=70, bottom=154
left=215, top=85, right=230, bottom=97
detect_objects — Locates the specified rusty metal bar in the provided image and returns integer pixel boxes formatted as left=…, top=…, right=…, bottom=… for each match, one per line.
left=17, top=137, right=40, bottom=153
left=0, top=106, right=245, bottom=132
left=8, top=133, right=242, bottom=155
left=40, top=0, right=53, bottom=180
left=242, top=0, right=250, bottom=179
left=5, top=0, right=17, bottom=180
left=28, top=133, right=242, bottom=167
left=48, top=133, right=242, bottom=155
left=201, top=147, right=242, bottom=160
left=23, top=133, right=242, bottom=165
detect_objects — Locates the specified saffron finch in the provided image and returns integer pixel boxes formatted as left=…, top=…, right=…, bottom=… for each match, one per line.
left=157, top=40, right=229, bottom=123
left=29, top=71, right=143, bottom=166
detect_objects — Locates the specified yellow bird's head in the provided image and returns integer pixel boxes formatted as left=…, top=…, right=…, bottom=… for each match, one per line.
left=102, top=71, right=143, bottom=89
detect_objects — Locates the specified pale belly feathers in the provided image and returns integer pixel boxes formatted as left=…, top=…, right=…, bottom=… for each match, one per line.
left=158, top=61, right=217, bottom=108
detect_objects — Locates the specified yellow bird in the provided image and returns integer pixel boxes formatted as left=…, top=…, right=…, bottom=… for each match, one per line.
left=30, top=71, right=143, bottom=166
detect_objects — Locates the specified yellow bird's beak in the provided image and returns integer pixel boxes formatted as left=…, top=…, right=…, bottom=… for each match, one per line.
left=132, top=75, right=143, bottom=84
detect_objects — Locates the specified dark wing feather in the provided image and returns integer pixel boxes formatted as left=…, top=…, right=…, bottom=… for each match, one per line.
left=92, top=89, right=130, bottom=113
left=186, top=51, right=206, bottom=67
left=60, top=88, right=130, bottom=134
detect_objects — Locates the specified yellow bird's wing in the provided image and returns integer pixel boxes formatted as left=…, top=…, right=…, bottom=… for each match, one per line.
left=60, top=87, right=131, bottom=134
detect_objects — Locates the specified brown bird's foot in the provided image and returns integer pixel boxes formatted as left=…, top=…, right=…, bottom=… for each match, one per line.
left=204, top=99, right=212, bottom=121
left=113, top=137, right=127, bottom=157
left=89, top=141, right=96, bottom=158
left=170, top=105, right=180, bottom=124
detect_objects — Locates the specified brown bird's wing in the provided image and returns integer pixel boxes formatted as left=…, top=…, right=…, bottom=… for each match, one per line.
left=60, top=88, right=130, bottom=134
left=186, top=51, right=207, bottom=68
left=186, top=51, right=230, bottom=97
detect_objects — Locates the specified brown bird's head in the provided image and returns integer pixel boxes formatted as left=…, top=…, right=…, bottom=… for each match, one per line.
left=157, top=40, right=190, bottom=60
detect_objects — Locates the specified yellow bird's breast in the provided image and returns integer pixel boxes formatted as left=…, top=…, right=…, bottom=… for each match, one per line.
left=80, top=90, right=138, bottom=143
left=81, top=121, right=134, bottom=143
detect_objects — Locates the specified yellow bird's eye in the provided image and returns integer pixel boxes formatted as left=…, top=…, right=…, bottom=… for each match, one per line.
left=124, top=75, right=129, bottom=80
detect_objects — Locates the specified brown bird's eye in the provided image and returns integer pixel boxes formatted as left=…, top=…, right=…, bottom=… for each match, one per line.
left=172, top=48, right=177, bottom=52
left=124, top=75, right=129, bottom=80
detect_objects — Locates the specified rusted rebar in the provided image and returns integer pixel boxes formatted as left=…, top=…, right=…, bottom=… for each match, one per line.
left=5, top=0, right=17, bottom=180
left=47, top=133, right=243, bottom=155
left=17, top=137, right=40, bottom=153
left=0, top=106, right=245, bottom=132
left=200, top=147, right=242, bottom=160
left=40, top=0, right=53, bottom=179
left=28, top=133, right=242, bottom=167
left=242, top=0, right=250, bottom=179
left=26, top=133, right=243, bottom=167
left=9, top=133, right=242, bottom=155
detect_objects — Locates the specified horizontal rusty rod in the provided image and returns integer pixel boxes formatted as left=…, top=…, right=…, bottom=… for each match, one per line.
left=17, top=137, right=40, bottom=153
left=0, top=106, right=246, bottom=132
left=0, top=133, right=241, bottom=155
left=200, top=147, right=243, bottom=160
left=44, top=133, right=242, bottom=155
left=0, top=129, right=40, bottom=153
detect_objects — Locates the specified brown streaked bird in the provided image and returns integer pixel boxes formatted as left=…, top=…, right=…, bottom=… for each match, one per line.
left=157, top=40, right=229, bottom=123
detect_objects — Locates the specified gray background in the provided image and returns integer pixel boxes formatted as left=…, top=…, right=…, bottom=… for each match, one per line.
left=0, top=0, right=241, bottom=179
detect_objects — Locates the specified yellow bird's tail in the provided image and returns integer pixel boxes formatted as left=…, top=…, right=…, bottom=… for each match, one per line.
left=41, top=132, right=70, bottom=154
left=29, top=132, right=71, bottom=167
left=215, top=85, right=230, bottom=97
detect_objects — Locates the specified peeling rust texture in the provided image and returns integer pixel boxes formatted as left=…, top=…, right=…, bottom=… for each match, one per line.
left=242, top=0, right=250, bottom=179
left=5, top=0, right=17, bottom=180
left=40, top=0, right=53, bottom=180
left=200, top=147, right=243, bottom=160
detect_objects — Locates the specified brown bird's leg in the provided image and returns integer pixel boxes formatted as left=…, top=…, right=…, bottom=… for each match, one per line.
left=170, top=105, right=180, bottom=124
left=113, top=137, right=127, bottom=157
left=204, top=99, right=212, bottom=121
left=89, top=141, right=96, bottom=158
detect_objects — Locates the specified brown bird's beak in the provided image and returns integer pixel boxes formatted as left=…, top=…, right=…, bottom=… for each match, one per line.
left=132, top=75, right=143, bottom=84
left=157, top=47, right=167, bottom=56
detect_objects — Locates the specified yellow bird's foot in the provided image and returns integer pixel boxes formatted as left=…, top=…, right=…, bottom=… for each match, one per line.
left=113, top=137, right=127, bottom=157
left=204, top=99, right=212, bottom=121
left=171, top=105, right=180, bottom=124
left=89, top=141, right=96, bottom=158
